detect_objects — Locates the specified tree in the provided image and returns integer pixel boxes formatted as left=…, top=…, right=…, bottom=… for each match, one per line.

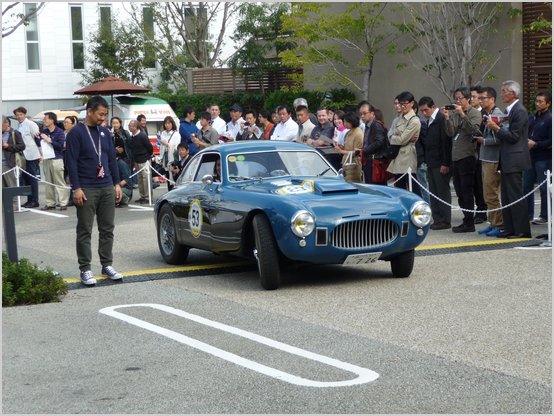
left=521, top=2, right=552, bottom=47
left=228, top=2, right=294, bottom=96
left=2, top=2, right=46, bottom=38
left=79, top=13, right=152, bottom=87
left=279, top=2, right=401, bottom=102
left=393, top=2, right=520, bottom=100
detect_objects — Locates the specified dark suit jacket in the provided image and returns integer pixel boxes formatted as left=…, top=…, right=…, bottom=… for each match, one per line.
left=132, top=131, right=153, bottom=163
left=495, top=100, right=531, bottom=173
left=425, top=110, right=452, bottom=169
left=4, top=128, right=25, bottom=168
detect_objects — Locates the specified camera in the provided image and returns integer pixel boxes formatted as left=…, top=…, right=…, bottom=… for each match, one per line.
left=470, top=129, right=482, bottom=143
left=444, top=104, right=456, bottom=110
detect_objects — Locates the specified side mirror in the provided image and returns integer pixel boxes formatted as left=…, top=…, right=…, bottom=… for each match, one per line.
left=202, top=174, right=214, bottom=187
left=338, top=168, right=346, bottom=178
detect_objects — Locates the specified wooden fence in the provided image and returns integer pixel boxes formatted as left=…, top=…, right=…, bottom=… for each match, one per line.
left=522, top=2, right=552, bottom=110
left=191, top=67, right=302, bottom=95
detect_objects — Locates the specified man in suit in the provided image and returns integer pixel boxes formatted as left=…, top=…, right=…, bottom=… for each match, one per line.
left=485, top=80, right=532, bottom=239
left=236, top=109, right=263, bottom=141
left=419, top=97, right=452, bottom=230
left=129, top=119, right=154, bottom=204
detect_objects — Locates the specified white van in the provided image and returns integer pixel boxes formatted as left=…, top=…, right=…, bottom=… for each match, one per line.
left=79, top=95, right=180, bottom=155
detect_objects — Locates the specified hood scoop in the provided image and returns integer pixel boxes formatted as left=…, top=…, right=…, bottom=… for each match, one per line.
left=290, top=178, right=359, bottom=195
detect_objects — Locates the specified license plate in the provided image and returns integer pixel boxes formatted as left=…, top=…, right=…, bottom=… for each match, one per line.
left=342, top=252, right=382, bottom=266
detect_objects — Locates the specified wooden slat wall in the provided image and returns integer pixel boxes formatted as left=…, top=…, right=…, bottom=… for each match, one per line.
left=522, top=2, right=552, bottom=109
left=192, top=68, right=302, bottom=95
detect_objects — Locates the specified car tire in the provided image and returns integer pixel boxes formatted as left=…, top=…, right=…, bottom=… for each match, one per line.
left=253, top=214, right=281, bottom=290
left=157, top=204, right=189, bottom=264
left=390, top=249, right=414, bottom=278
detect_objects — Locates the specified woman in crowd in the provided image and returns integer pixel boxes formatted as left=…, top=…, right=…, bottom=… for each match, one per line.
left=333, top=110, right=349, bottom=146
left=159, top=116, right=181, bottom=191
left=111, top=117, right=133, bottom=171
left=268, top=108, right=279, bottom=140
left=334, top=111, right=363, bottom=183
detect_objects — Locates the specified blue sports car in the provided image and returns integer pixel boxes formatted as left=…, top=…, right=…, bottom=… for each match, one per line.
left=155, top=141, right=431, bottom=290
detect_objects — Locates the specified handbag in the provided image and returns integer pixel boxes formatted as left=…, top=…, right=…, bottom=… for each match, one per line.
left=343, top=151, right=362, bottom=182
left=372, top=158, right=394, bottom=182
left=11, top=131, right=26, bottom=170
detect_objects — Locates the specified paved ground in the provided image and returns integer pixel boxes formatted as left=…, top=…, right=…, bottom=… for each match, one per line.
left=2, top=181, right=552, bottom=413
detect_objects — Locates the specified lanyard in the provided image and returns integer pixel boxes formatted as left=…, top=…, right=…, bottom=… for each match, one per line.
left=83, top=122, right=102, bottom=167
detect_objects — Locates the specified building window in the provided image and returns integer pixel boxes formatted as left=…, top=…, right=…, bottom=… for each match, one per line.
left=24, top=3, right=40, bottom=70
left=143, top=6, right=156, bottom=69
left=99, top=5, right=111, bottom=33
left=70, top=5, right=85, bottom=70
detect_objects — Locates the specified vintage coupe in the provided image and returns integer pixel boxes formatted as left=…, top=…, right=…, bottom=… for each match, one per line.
left=155, top=141, right=431, bottom=290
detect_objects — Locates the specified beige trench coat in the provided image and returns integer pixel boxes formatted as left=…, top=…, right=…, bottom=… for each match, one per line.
left=387, top=110, right=421, bottom=174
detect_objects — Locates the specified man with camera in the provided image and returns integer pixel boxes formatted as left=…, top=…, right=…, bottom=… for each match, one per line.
left=441, top=87, right=482, bottom=233
left=472, top=87, right=505, bottom=236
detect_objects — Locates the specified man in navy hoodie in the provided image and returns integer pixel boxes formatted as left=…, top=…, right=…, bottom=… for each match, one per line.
left=66, top=96, right=123, bottom=286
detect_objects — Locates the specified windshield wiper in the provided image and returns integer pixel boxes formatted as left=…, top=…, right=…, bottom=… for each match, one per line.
left=230, top=176, right=254, bottom=181
left=318, top=167, right=332, bottom=177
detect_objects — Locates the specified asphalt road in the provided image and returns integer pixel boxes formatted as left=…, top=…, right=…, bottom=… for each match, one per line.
left=2, top=182, right=552, bottom=413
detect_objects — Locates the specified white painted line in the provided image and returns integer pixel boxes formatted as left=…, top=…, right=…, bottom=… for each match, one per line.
left=27, top=208, right=68, bottom=218
left=128, top=204, right=154, bottom=211
left=514, top=246, right=552, bottom=250
left=100, top=304, right=379, bottom=388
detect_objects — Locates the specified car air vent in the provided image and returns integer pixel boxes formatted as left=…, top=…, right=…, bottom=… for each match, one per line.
left=330, top=219, right=399, bottom=249
left=315, top=228, right=328, bottom=246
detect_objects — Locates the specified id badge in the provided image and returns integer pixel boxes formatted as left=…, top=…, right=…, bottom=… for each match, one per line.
left=97, top=165, right=105, bottom=178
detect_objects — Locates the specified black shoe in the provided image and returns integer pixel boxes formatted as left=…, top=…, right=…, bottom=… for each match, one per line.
left=153, top=183, right=160, bottom=189
left=507, top=233, right=532, bottom=239
left=474, top=216, right=486, bottom=225
left=134, top=198, right=145, bottom=203
left=26, top=201, right=39, bottom=208
left=452, top=223, right=475, bottom=233
left=495, top=231, right=514, bottom=238
left=430, top=222, right=451, bottom=230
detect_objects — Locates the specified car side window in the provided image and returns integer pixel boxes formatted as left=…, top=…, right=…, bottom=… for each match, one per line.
left=181, top=157, right=201, bottom=184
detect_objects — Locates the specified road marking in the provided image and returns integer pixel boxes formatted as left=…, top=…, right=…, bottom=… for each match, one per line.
left=99, top=303, right=380, bottom=388
left=416, top=238, right=532, bottom=250
left=128, top=204, right=154, bottom=212
left=63, top=261, right=254, bottom=283
left=26, top=208, right=68, bottom=218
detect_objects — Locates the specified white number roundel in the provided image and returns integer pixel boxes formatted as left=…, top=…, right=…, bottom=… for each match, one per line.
left=188, top=199, right=202, bottom=237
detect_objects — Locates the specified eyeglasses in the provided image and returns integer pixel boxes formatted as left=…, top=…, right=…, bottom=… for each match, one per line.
left=399, top=102, right=412, bottom=107
left=359, top=111, right=371, bottom=116
left=454, top=96, right=466, bottom=102
left=478, top=96, right=491, bottom=101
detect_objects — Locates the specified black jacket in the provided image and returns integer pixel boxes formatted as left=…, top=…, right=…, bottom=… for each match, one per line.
left=362, top=120, right=388, bottom=160
left=415, top=115, right=427, bottom=167
left=131, top=130, right=153, bottom=163
left=424, top=110, right=452, bottom=169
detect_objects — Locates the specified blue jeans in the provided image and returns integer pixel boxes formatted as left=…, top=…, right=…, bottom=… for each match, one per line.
left=523, top=159, right=552, bottom=219
left=417, top=163, right=430, bottom=204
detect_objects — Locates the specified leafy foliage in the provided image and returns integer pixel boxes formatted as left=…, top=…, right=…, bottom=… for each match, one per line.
left=280, top=2, right=401, bottom=101
left=393, top=2, right=519, bottom=100
left=228, top=3, right=295, bottom=95
left=519, top=2, right=552, bottom=47
left=2, top=252, right=67, bottom=306
left=80, top=11, right=152, bottom=87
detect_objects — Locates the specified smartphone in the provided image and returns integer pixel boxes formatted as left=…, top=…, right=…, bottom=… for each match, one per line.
left=444, top=105, right=456, bottom=110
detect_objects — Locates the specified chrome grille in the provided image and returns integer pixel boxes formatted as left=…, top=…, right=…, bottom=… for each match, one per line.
left=330, top=219, right=399, bottom=249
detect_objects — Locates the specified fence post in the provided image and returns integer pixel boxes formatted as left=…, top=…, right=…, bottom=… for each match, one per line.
left=547, top=170, right=552, bottom=245
left=407, top=167, right=413, bottom=192
left=147, top=161, right=152, bottom=206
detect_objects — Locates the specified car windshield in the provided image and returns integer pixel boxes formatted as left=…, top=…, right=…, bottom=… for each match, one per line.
left=226, top=150, right=337, bottom=181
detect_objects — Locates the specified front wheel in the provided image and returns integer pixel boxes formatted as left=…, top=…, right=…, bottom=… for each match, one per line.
left=157, top=204, right=189, bottom=264
left=390, top=249, right=414, bottom=278
left=253, top=214, right=281, bottom=290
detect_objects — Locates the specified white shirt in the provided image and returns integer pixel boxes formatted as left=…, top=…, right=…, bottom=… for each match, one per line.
left=160, top=129, right=181, bottom=168
left=427, top=108, right=440, bottom=127
left=211, top=117, right=226, bottom=135
left=505, top=99, right=519, bottom=115
left=227, top=117, right=245, bottom=139
left=19, top=118, right=41, bottom=160
left=271, top=117, right=299, bottom=142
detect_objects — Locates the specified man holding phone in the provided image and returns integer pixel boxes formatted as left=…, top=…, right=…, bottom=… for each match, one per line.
left=473, top=87, right=504, bottom=236
left=441, top=87, right=482, bottom=233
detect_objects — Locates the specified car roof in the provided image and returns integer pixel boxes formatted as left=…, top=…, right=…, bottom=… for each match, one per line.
left=208, top=141, right=316, bottom=156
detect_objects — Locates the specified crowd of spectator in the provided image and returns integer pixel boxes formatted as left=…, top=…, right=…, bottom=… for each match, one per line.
left=3, top=81, right=552, bottom=241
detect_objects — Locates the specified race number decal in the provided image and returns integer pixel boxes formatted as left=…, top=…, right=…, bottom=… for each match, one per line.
left=188, top=199, right=203, bottom=238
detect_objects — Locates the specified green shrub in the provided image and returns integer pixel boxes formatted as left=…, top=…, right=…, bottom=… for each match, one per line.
left=324, top=88, right=357, bottom=109
left=2, top=252, right=68, bottom=306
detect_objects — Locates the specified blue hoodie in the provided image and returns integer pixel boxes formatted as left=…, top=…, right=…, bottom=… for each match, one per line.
left=179, top=118, right=199, bottom=155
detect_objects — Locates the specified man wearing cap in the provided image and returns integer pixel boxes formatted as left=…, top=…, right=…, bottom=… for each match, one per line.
left=227, top=105, right=245, bottom=140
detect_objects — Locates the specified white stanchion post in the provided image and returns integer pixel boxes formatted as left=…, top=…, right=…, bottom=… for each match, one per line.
left=147, top=161, right=152, bottom=205
left=407, top=167, right=412, bottom=192
left=13, top=165, right=28, bottom=213
left=547, top=170, right=552, bottom=244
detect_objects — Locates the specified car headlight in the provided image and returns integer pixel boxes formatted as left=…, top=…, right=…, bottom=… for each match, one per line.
left=410, top=201, right=432, bottom=228
left=291, top=211, right=315, bottom=238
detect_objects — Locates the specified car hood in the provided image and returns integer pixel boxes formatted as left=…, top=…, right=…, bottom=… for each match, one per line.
left=227, top=177, right=407, bottom=219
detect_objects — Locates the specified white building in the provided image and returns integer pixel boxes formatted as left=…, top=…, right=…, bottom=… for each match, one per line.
left=1, top=2, right=163, bottom=118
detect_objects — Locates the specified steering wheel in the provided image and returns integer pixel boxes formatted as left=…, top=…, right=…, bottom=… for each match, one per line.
left=291, top=166, right=316, bottom=175
left=270, top=169, right=287, bottom=177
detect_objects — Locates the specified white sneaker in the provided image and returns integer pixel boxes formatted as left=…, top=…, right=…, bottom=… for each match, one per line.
left=80, top=270, right=97, bottom=286
left=101, top=266, right=123, bottom=280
